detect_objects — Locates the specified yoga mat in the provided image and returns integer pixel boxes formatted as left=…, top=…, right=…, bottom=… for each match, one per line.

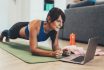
left=0, top=42, right=58, bottom=64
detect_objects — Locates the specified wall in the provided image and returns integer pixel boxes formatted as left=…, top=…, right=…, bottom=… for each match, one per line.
left=20, top=0, right=30, bottom=22
left=30, top=0, right=66, bottom=21
left=29, top=0, right=47, bottom=21
left=0, top=0, right=67, bottom=33
left=97, top=0, right=104, bottom=2
left=54, top=0, right=66, bottom=11
left=8, top=0, right=29, bottom=26
left=0, top=0, right=9, bottom=33
left=8, top=0, right=18, bottom=27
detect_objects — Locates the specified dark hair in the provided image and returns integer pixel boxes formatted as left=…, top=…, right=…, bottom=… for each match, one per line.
left=46, top=7, right=65, bottom=23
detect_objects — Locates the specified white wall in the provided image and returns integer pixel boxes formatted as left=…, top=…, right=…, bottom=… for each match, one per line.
left=29, top=0, right=48, bottom=21
left=8, top=0, right=18, bottom=27
left=0, top=0, right=67, bottom=33
left=30, top=0, right=66, bottom=21
left=0, top=0, right=9, bottom=33
left=55, top=0, right=66, bottom=11
left=0, top=0, right=28, bottom=33
left=96, top=0, right=104, bottom=2
left=21, top=0, right=30, bottom=21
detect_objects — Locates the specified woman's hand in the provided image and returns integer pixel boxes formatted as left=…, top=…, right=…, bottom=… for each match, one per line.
left=62, top=48, right=71, bottom=56
left=52, top=49, right=63, bottom=58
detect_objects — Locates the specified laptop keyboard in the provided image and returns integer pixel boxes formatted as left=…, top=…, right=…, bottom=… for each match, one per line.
left=71, top=56, right=84, bottom=62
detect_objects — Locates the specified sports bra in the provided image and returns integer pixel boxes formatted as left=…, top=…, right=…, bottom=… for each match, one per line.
left=25, top=21, right=52, bottom=42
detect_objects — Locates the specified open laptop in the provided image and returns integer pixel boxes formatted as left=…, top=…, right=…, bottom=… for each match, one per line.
left=60, top=37, right=98, bottom=65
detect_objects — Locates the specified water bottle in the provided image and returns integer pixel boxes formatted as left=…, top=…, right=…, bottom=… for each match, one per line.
left=69, top=33, right=76, bottom=46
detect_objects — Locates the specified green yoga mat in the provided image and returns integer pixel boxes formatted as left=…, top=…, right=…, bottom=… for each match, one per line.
left=0, top=42, right=58, bottom=64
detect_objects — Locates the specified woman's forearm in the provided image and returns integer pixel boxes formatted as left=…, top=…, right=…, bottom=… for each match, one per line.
left=31, top=48, right=55, bottom=57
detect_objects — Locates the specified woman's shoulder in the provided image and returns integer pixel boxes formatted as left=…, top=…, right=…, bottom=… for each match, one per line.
left=29, top=19, right=44, bottom=30
left=29, top=19, right=41, bottom=26
left=30, top=19, right=41, bottom=24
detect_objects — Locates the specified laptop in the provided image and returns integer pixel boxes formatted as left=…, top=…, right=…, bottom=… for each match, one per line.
left=60, top=37, right=98, bottom=65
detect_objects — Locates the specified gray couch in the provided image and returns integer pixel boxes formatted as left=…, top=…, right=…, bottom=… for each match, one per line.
left=59, top=4, right=104, bottom=46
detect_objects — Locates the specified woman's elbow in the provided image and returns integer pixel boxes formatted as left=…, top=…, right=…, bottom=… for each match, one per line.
left=30, top=47, right=37, bottom=54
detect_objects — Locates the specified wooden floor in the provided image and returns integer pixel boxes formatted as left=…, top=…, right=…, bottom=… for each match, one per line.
left=0, top=39, right=104, bottom=70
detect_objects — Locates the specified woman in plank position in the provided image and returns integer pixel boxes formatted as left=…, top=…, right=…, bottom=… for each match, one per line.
left=0, top=7, right=66, bottom=58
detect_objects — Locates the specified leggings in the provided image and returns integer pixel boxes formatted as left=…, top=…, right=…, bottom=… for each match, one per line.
left=1, top=22, right=29, bottom=39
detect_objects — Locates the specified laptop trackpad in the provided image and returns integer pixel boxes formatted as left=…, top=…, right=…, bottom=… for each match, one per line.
left=60, top=54, right=80, bottom=61
left=71, top=56, right=84, bottom=62
left=60, top=54, right=84, bottom=63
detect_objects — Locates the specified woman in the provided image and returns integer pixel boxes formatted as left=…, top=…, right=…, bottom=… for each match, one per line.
left=0, top=7, right=66, bottom=58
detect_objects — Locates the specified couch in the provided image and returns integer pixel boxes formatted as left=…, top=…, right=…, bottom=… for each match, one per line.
left=59, top=4, right=104, bottom=46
